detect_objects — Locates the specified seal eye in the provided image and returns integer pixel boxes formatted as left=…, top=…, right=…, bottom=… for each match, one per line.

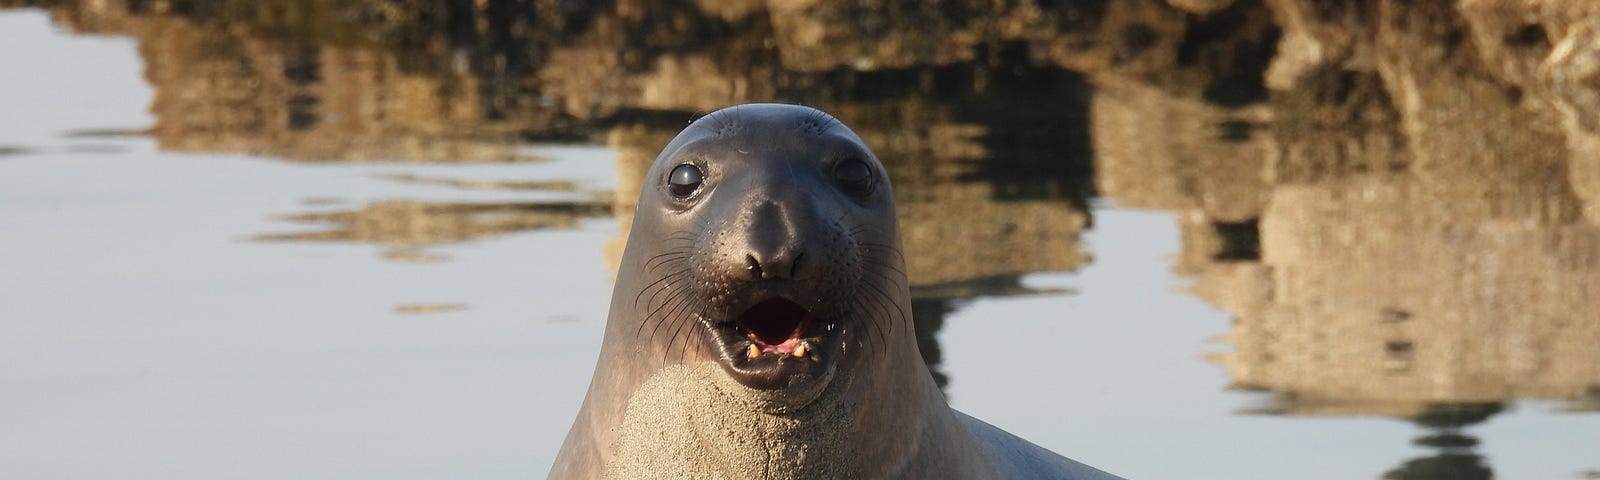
left=834, top=158, right=874, bottom=194
left=668, top=163, right=704, bottom=199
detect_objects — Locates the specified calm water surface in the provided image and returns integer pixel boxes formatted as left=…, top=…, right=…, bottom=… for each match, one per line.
left=2, top=4, right=1598, bottom=480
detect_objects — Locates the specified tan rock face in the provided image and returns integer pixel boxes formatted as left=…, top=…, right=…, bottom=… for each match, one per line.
left=764, top=0, right=987, bottom=72
left=1538, top=18, right=1600, bottom=225
left=1166, top=0, right=1236, bottom=15
left=1262, top=0, right=1366, bottom=90
left=1262, top=0, right=1600, bottom=226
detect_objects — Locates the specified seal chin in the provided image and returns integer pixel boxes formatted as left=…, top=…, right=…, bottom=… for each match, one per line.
left=708, top=297, right=843, bottom=394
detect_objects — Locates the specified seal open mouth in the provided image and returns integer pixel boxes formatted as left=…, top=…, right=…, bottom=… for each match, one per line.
left=712, top=297, right=840, bottom=390
left=739, top=298, right=815, bottom=356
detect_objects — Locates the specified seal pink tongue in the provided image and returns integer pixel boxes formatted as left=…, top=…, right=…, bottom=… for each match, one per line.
left=762, top=336, right=803, bottom=354
left=737, top=298, right=813, bottom=351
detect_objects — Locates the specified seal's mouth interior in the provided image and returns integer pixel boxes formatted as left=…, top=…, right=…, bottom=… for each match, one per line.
left=737, top=298, right=813, bottom=354
left=711, top=295, right=840, bottom=390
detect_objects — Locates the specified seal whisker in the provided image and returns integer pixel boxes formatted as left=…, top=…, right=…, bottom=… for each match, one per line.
left=847, top=294, right=889, bottom=354
left=658, top=239, right=696, bottom=249
left=634, top=276, right=693, bottom=340
left=859, top=258, right=908, bottom=279
left=708, top=109, right=728, bottom=133
left=843, top=297, right=876, bottom=353
left=693, top=122, right=721, bottom=136
left=858, top=283, right=904, bottom=349
left=642, top=278, right=689, bottom=322
left=671, top=312, right=710, bottom=364
left=688, top=109, right=718, bottom=135
left=634, top=270, right=689, bottom=321
left=673, top=316, right=699, bottom=364
left=844, top=221, right=879, bottom=236
left=658, top=294, right=704, bottom=362
left=858, top=275, right=910, bottom=328
left=633, top=267, right=691, bottom=311
left=642, top=280, right=685, bottom=319
left=837, top=218, right=861, bottom=237
left=860, top=268, right=911, bottom=296
left=643, top=286, right=696, bottom=347
left=659, top=297, right=698, bottom=350
left=869, top=270, right=914, bottom=334
left=857, top=243, right=905, bottom=256
left=647, top=262, right=689, bottom=278
left=821, top=111, right=843, bottom=131
left=633, top=294, right=691, bottom=347
left=645, top=255, right=690, bottom=275
left=641, top=269, right=693, bottom=319
left=858, top=242, right=908, bottom=259
left=642, top=251, right=690, bottom=271
left=873, top=279, right=915, bottom=339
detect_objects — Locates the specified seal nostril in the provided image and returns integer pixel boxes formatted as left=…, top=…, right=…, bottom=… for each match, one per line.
left=790, top=252, right=803, bottom=278
left=745, top=254, right=764, bottom=279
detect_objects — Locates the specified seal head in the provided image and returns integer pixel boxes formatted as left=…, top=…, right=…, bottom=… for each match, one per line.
left=632, top=103, right=898, bottom=407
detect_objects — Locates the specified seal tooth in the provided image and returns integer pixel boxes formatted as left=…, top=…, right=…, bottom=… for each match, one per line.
left=793, top=342, right=808, bottom=358
left=747, top=344, right=761, bottom=359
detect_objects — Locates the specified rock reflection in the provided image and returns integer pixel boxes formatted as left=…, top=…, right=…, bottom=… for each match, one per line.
left=1383, top=403, right=1501, bottom=480
left=1385, top=451, right=1492, bottom=480
left=254, top=199, right=611, bottom=248
left=374, top=173, right=579, bottom=192
left=33, top=0, right=556, bottom=162
left=394, top=303, right=470, bottom=315
left=1087, top=1, right=1600, bottom=476
left=1130, top=4, right=1600, bottom=420
left=11, top=0, right=1600, bottom=473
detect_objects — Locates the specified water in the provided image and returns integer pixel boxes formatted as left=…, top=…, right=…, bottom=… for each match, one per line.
left=2, top=3, right=1598, bottom=479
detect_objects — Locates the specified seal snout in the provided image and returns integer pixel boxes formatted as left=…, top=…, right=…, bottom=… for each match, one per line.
left=744, top=252, right=803, bottom=281
left=740, top=199, right=808, bottom=281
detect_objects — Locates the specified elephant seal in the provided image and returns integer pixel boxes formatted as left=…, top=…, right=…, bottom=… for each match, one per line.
left=550, top=103, right=1121, bottom=479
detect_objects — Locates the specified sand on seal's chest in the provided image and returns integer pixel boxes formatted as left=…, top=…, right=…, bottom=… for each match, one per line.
left=603, top=363, right=855, bottom=479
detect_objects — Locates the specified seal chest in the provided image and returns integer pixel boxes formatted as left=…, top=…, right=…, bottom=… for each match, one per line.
left=603, top=364, right=854, bottom=479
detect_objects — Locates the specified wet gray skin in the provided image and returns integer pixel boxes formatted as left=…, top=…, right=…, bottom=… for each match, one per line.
left=549, top=103, right=1123, bottom=479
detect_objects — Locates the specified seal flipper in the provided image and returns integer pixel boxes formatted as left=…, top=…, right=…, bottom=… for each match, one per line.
left=955, top=411, right=1126, bottom=480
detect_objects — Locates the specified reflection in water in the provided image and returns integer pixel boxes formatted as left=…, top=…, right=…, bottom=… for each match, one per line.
left=380, top=249, right=451, bottom=263
left=1084, top=2, right=1600, bottom=476
left=255, top=199, right=611, bottom=247
left=13, top=0, right=1599, bottom=476
left=393, top=303, right=470, bottom=315
left=912, top=298, right=954, bottom=389
left=374, top=172, right=579, bottom=192
left=1384, top=403, right=1501, bottom=480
